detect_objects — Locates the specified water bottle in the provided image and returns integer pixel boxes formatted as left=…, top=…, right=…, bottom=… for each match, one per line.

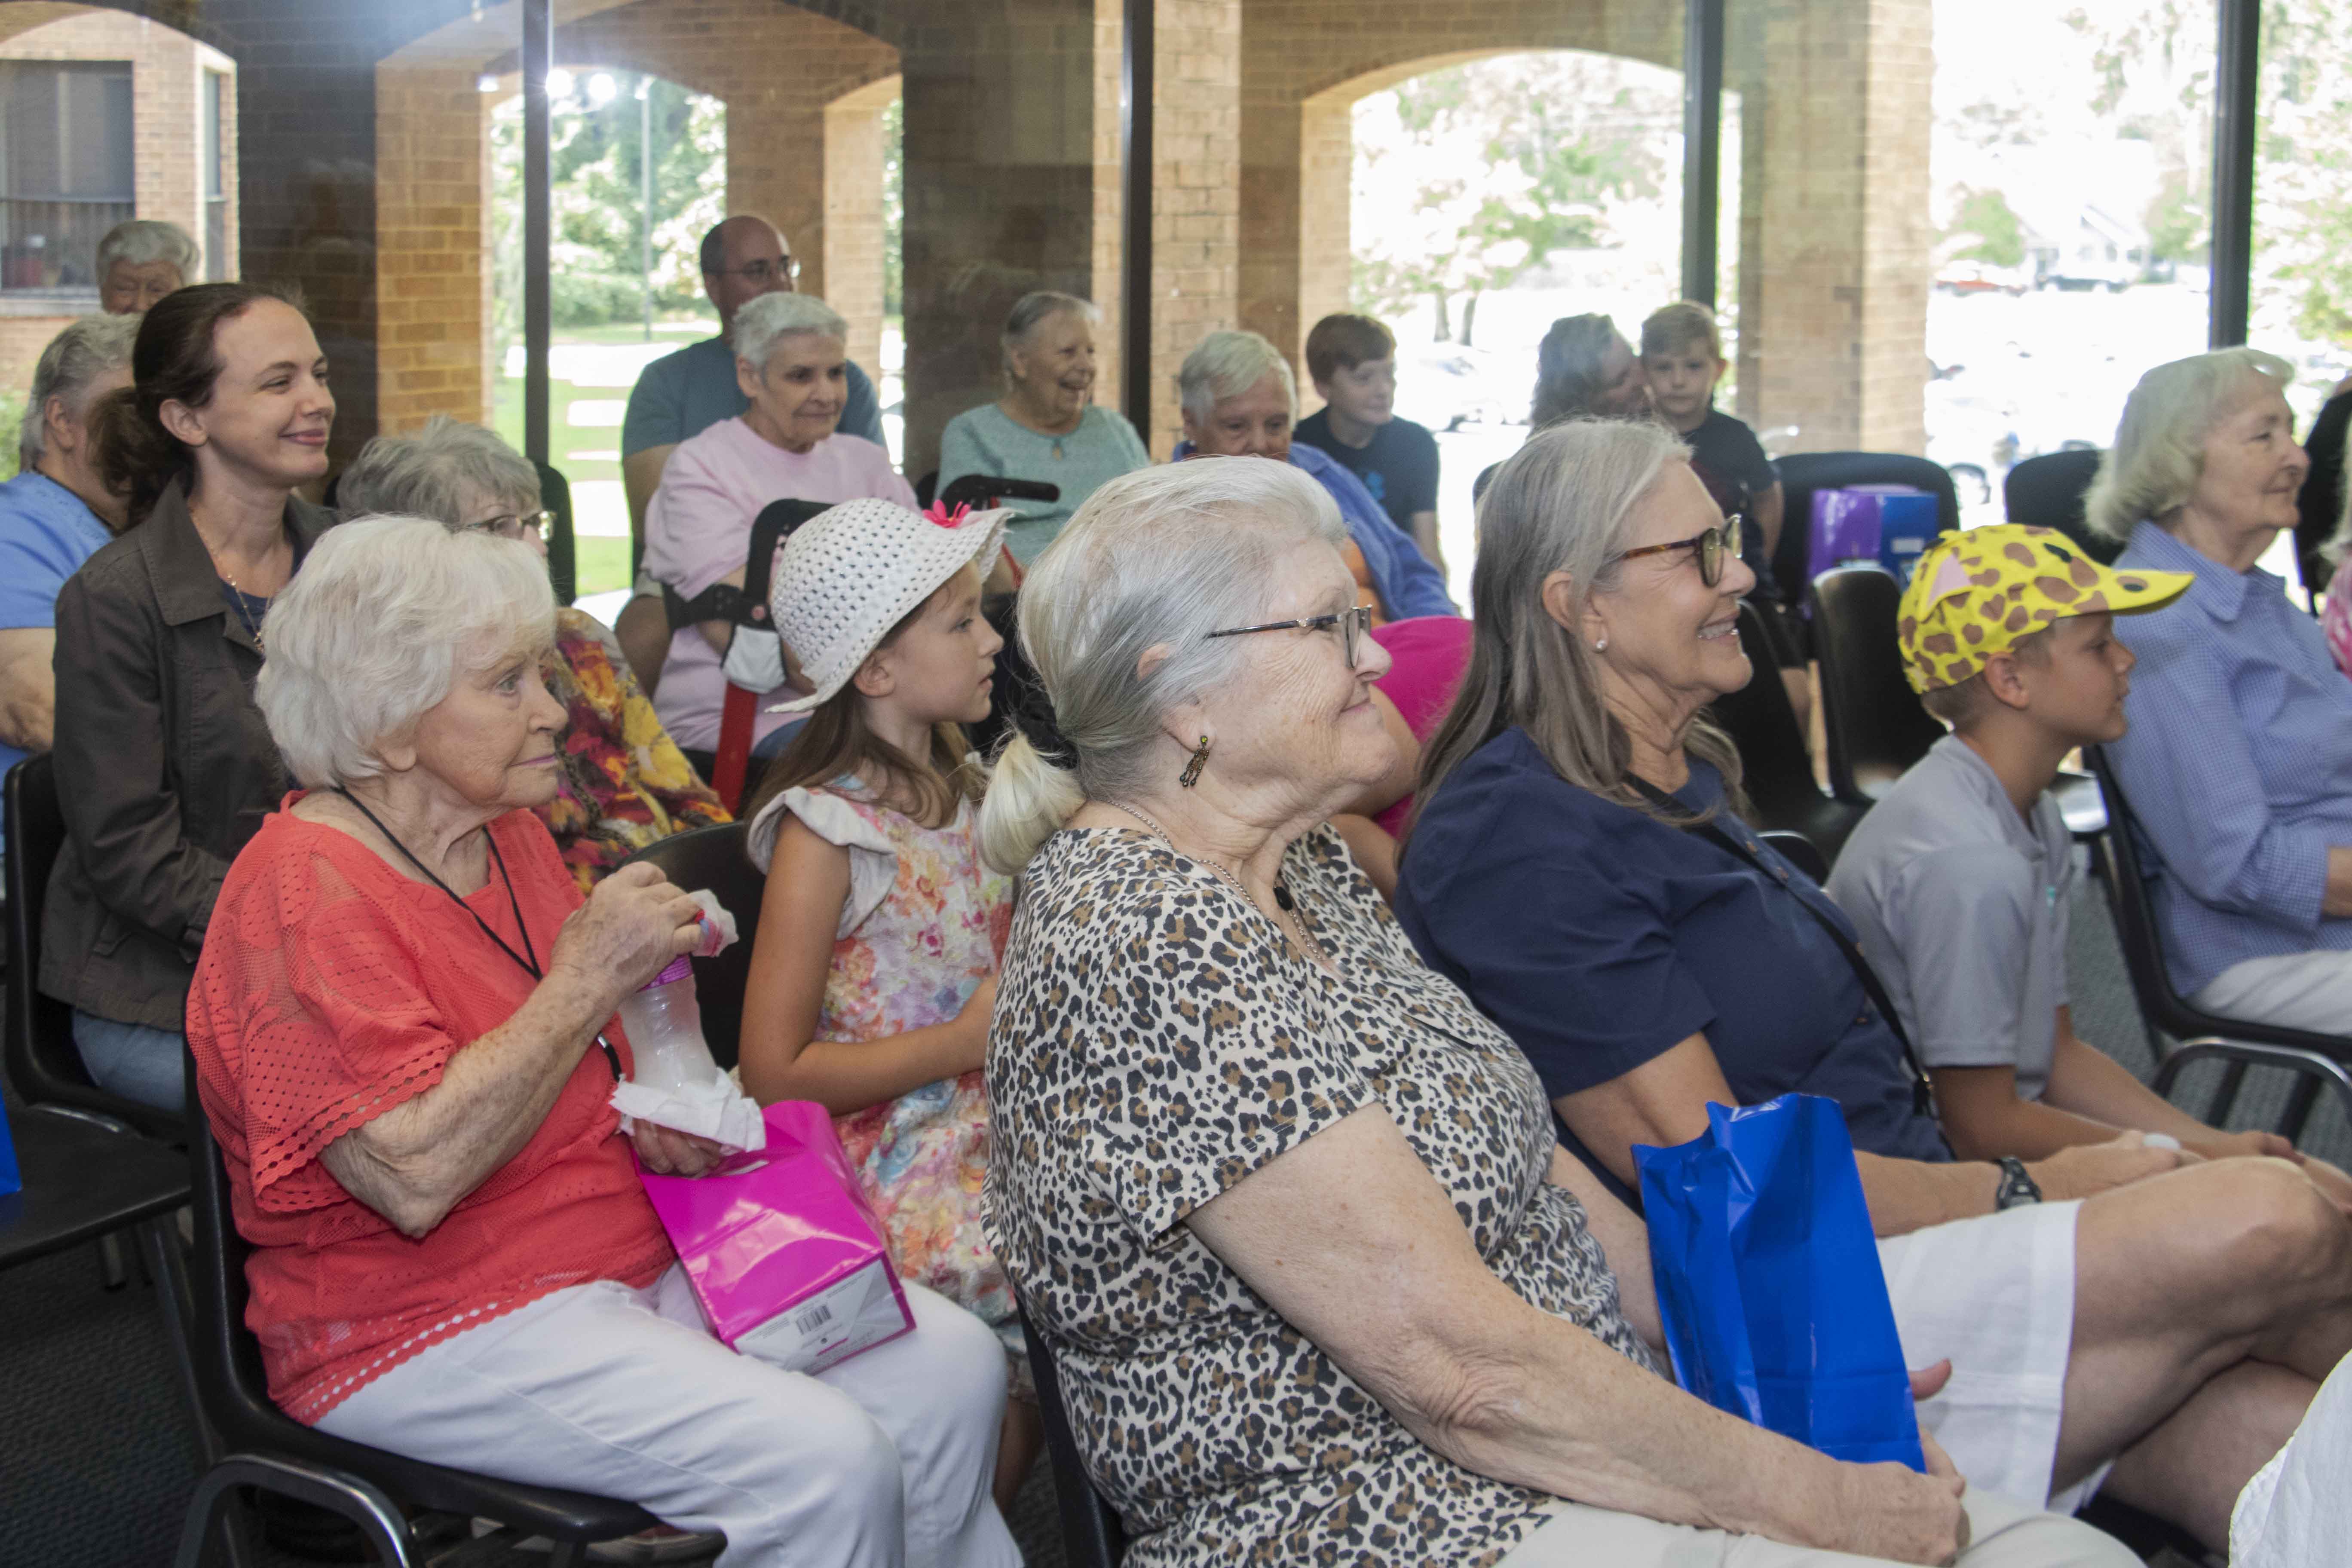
left=614, top=956, right=723, bottom=1093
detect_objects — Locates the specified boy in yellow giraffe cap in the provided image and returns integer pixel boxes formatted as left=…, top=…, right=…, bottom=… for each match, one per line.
left=1824, top=527, right=2349, bottom=1174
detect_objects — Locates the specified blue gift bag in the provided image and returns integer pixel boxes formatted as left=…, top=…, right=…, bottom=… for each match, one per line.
left=1634, top=1093, right=1921, bottom=1469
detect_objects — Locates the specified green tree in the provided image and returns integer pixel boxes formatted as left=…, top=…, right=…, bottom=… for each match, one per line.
left=1353, top=53, right=1675, bottom=346
left=491, top=74, right=727, bottom=347
left=2257, top=0, right=2352, bottom=347
left=1945, top=187, right=2027, bottom=267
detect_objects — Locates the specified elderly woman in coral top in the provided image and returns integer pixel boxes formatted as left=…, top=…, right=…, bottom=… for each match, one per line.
left=185, top=516, right=1018, bottom=1568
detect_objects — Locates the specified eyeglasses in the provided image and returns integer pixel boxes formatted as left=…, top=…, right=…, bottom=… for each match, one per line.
left=707, top=256, right=800, bottom=285
left=1205, top=603, right=1374, bottom=668
left=466, top=510, right=554, bottom=543
left=1611, top=514, right=1746, bottom=588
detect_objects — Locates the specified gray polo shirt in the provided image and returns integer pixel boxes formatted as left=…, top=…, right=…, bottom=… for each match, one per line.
left=1826, top=734, right=2074, bottom=1101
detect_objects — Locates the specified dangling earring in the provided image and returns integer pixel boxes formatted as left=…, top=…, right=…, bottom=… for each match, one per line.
left=1593, top=637, right=1608, bottom=652
left=1179, top=734, right=1213, bottom=788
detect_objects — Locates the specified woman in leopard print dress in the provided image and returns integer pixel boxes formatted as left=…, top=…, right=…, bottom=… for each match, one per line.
left=973, top=457, right=2135, bottom=1568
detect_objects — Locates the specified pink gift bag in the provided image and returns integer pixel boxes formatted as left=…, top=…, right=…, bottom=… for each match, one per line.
left=638, top=1099, right=914, bottom=1375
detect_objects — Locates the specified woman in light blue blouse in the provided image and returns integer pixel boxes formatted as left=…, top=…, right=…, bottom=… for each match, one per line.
left=2092, top=347, right=2352, bottom=1032
left=935, top=292, right=1149, bottom=565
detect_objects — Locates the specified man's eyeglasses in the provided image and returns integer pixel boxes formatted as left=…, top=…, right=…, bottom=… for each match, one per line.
left=1611, top=514, right=1745, bottom=588
left=1205, top=603, right=1374, bottom=668
left=707, top=256, right=801, bottom=285
left=466, top=510, right=554, bottom=543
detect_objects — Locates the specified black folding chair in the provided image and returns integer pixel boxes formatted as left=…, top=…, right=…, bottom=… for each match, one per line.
left=5, top=754, right=183, bottom=1140
left=2002, top=449, right=2117, bottom=566
left=2085, top=750, right=2352, bottom=1142
left=1704, top=603, right=1867, bottom=868
left=1772, top=452, right=1960, bottom=612
left=616, top=822, right=765, bottom=1071
left=538, top=459, right=578, bottom=606
left=1017, top=1303, right=1126, bottom=1568
left=1807, top=566, right=1947, bottom=808
left=173, top=1062, right=663, bottom=1568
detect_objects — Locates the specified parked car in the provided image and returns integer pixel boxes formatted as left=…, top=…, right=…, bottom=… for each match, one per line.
left=1934, top=260, right=2030, bottom=296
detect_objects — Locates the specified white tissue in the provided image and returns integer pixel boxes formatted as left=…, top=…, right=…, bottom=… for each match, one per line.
left=689, top=889, right=739, bottom=958
left=612, top=1076, right=768, bottom=1154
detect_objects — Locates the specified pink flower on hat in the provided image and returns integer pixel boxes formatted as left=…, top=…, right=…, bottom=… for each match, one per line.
left=923, top=499, right=973, bottom=529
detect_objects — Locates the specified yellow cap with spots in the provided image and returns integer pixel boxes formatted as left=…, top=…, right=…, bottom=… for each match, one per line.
left=1897, top=525, right=2192, bottom=694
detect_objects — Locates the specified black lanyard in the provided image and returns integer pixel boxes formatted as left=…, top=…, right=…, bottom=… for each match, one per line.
left=1626, top=778, right=1939, bottom=1124
left=332, top=788, right=622, bottom=1080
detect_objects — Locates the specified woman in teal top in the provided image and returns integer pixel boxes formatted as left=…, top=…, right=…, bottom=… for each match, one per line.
left=936, top=291, right=1150, bottom=564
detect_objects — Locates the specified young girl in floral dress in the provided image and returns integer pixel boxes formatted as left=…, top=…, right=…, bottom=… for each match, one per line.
left=735, top=497, right=1038, bottom=1507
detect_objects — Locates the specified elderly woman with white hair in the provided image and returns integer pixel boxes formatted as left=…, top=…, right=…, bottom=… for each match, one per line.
left=0, top=312, right=137, bottom=781
left=1174, top=327, right=1453, bottom=621
left=186, top=515, right=1020, bottom=1568
left=2092, top=348, right=2352, bottom=1031
left=337, top=417, right=728, bottom=890
left=936, top=291, right=1150, bottom=564
left=640, top=291, right=918, bottom=764
left=95, top=218, right=198, bottom=315
left=978, top=456, right=2133, bottom=1568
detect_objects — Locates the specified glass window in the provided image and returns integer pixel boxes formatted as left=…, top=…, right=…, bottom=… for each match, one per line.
left=203, top=70, right=229, bottom=281
left=1926, top=0, right=2217, bottom=519
left=0, top=59, right=135, bottom=294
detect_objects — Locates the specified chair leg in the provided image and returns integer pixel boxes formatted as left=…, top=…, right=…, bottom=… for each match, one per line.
left=2208, top=1059, right=2249, bottom=1125
left=173, top=1457, right=411, bottom=1568
left=137, top=1215, right=220, bottom=1470
left=97, top=1231, right=129, bottom=1291
left=2278, top=1073, right=2324, bottom=1145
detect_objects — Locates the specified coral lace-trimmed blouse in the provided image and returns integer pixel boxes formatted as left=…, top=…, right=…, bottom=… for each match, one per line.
left=187, top=799, right=675, bottom=1425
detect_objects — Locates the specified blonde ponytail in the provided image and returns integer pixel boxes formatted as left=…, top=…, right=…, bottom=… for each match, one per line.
left=979, top=731, right=1086, bottom=874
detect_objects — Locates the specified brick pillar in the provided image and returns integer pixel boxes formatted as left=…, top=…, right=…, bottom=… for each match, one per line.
left=823, top=76, right=899, bottom=385
left=1090, top=0, right=1124, bottom=413
left=1147, top=0, right=1242, bottom=459
left=1733, top=0, right=1932, bottom=455
left=375, top=62, right=487, bottom=432
left=899, top=0, right=1105, bottom=480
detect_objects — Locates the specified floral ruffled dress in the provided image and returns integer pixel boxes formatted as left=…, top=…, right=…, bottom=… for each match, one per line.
left=746, top=777, right=1025, bottom=1392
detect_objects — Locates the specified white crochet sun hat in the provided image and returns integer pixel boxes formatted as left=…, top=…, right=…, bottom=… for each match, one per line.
left=765, top=497, right=1011, bottom=714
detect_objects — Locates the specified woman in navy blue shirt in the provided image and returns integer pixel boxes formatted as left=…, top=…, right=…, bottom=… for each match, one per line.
left=1394, top=419, right=2352, bottom=1554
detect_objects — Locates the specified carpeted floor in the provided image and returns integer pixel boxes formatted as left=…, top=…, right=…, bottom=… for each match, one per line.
left=2, top=864, right=2346, bottom=1567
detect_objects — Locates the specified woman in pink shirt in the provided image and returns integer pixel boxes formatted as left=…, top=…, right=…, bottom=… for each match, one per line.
left=642, top=292, right=916, bottom=756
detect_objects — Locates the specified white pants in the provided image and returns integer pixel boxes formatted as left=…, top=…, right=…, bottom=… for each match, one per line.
left=1495, top=1487, right=2135, bottom=1567
left=2192, top=949, right=2352, bottom=1032
left=316, top=1267, right=1020, bottom=1568
left=2231, top=1348, right=2352, bottom=1568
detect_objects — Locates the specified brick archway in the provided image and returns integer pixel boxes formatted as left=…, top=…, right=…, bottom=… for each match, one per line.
left=372, top=0, right=901, bottom=434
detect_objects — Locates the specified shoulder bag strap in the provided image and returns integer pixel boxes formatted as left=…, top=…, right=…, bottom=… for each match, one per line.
left=1625, top=778, right=1939, bottom=1121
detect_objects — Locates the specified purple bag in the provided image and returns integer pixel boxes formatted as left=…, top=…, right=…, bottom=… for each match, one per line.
left=638, top=1099, right=913, bottom=1374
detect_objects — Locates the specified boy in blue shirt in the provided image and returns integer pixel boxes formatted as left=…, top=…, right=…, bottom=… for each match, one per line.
left=1292, top=313, right=1444, bottom=574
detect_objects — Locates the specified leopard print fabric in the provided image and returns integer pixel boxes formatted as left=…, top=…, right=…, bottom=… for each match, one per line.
left=985, top=824, right=1663, bottom=1567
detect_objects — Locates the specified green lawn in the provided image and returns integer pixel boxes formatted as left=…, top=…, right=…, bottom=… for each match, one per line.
left=572, top=536, right=633, bottom=599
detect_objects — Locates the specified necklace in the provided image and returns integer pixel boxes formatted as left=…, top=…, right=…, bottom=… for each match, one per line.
left=1113, top=802, right=1327, bottom=969
left=218, top=571, right=266, bottom=647
left=331, top=787, right=621, bottom=1079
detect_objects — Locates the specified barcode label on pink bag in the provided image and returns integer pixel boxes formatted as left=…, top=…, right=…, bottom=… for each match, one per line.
left=737, top=1259, right=906, bottom=1375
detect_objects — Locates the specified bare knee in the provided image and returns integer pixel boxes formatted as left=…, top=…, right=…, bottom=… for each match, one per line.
left=2202, top=1158, right=2351, bottom=1310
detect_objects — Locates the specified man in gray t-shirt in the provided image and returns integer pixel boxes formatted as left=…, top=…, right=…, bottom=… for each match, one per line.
left=1828, top=525, right=2352, bottom=1187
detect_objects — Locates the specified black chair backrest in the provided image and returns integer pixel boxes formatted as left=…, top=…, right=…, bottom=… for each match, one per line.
left=1772, top=452, right=1961, bottom=606
left=184, top=1067, right=298, bottom=1452
left=2003, top=450, right=2117, bottom=565
left=1018, top=1304, right=1126, bottom=1567
left=538, top=460, right=577, bottom=606
left=617, top=823, right=765, bottom=1069
left=1810, top=565, right=1946, bottom=805
left=4, top=755, right=180, bottom=1136
left=1707, top=604, right=1820, bottom=823
left=1757, top=829, right=1829, bottom=885
left=914, top=470, right=939, bottom=510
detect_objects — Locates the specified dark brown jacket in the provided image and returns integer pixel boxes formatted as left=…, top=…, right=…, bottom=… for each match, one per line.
left=40, top=478, right=336, bottom=1031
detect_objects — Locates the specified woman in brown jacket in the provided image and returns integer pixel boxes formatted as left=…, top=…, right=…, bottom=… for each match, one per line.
left=44, top=283, right=336, bottom=1111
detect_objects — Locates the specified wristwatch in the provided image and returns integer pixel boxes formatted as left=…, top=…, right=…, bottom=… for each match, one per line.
left=1993, top=1156, right=2044, bottom=1211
